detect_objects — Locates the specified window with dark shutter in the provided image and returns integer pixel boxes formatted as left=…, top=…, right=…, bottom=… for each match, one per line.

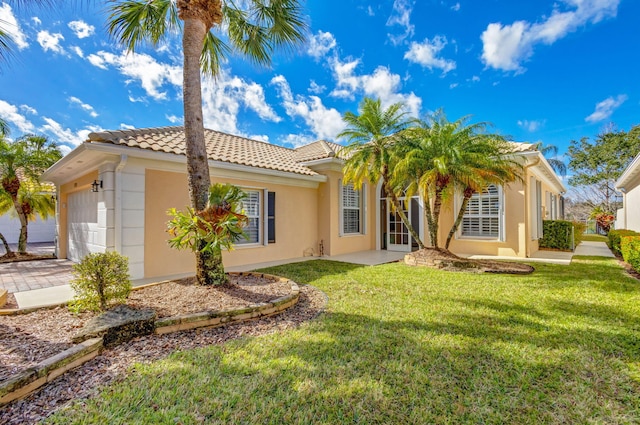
left=268, top=191, right=276, bottom=243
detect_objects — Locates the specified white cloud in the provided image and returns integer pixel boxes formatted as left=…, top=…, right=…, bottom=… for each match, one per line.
left=68, top=96, right=98, bottom=118
left=200, top=71, right=280, bottom=135
left=517, top=119, right=545, bottom=132
left=307, top=31, right=337, bottom=60
left=449, top=83, right=458, bottom=89
left=308, top=81, right=326, bottom=94
left=271, top=74, right=345, bottom=141
left=0, top=100, right=35, bottom=133
left=120, top=123, right=135, bottom=130
left=37, top=30, right=65, bottom=54
left=20, top=104, right=37, bottom=115
left=165, top=114, right=183, bottom=124
left=329, top=57, right=422, bottom=117
left=0, top=3, right=29, bottom=49
left=470, top=75, right=480, bottom=82
left=70, top=46, right=84, bottom=58
left=32, top=17, right=41, bottom=26
left=481, top=0, right=620, bottom=72
left=404, top=35, right=456, bottom=74
left=86, top=51, right=182, bottom=100
left=585, top=94, right=627, bottom=123
left=68, top=20, right=95, bottom=39
left=451, top=3, right=461, bottom=11
left=386, top=0, right=415, bottom=45
left=39, top=117, right=101, bottom=147
left=280, top=133, right=316, bottom=149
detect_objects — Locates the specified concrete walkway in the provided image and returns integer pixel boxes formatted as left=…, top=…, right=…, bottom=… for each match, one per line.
left=574, top=241, right=615, bottom=257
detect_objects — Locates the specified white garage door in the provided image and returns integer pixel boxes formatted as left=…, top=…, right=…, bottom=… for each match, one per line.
left=67, top=190, right=99, bottom=262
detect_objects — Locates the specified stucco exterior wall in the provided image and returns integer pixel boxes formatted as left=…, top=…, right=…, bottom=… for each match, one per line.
left=621, top=185, right=640, bottom=232
left=443, top=180, right=527, bottom=257
left=144, top=168, right=320, bottom=280
left=316, top=170, right=376, bottom=257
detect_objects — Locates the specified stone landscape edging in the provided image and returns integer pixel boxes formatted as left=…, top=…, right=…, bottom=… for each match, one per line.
left=0, top=272, right=300, bottom=406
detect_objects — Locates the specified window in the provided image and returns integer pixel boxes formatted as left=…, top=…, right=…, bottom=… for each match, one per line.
left=461, top=185, right=502, bottom=239
left=239, top=190, right=260, bottom=244
left=341, top=181, right=364, bottom=235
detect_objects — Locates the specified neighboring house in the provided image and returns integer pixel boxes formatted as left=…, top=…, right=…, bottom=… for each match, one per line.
left=615, top=151, right=640, bottom=232
left=42, top=127, right=565, bottom=280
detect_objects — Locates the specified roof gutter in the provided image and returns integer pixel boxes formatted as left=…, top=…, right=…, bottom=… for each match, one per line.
left=615, top=151, right=640, bottom=192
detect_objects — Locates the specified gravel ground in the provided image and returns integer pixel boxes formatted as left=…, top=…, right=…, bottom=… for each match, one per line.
left=0, top=279, right=327, bottom=424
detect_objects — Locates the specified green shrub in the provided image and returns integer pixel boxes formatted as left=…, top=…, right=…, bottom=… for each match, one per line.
left=572, top=221, right=586, bottom=247
left=607, top=229, right=640, bottom=256
left=69, top=252, right=131, bottom=313
left=539, top=220, right=575, bottom=251
left=621, top=236, right=640, bottom=273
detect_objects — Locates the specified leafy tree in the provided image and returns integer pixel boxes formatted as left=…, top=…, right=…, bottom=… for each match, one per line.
left=167, top=183, right=248, bottom=285
left=567, top=125, right=640, bottom=214
left=107, top=0, right=307, bottom=285
left=338, top=97, right=424, bottom=249
left=0, top=134, right=61, bottom=253
left=394, top=110, right=520, bottom=251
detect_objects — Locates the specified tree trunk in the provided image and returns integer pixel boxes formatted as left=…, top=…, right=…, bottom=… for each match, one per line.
left=381, top=166, right=424, bottom=249
left=0, top=231, right=13, bottom=257
left=6, top=184, right=28, bottom=254
left=429, top=186, right=445, bottom=250
left=181, top=17, right=223, bottom=285
left=445, top=187, right=474, bottom=250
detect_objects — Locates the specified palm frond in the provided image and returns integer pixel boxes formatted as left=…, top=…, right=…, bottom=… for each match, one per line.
left=107, top=0, right=178, bottom=51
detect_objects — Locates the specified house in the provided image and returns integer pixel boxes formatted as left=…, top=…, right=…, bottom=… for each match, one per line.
left=42, top=127, right=565, bottom=280
left=615, top=151, right=640, bottom=232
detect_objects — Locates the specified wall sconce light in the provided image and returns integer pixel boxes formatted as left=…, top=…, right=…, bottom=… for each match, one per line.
left=91, top=180, right=103, bottom=193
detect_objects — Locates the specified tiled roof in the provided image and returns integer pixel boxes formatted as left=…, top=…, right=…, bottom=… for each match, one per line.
left=88, top=127, right=343, bottom=176
left=294, top=140, right=346, bottom=162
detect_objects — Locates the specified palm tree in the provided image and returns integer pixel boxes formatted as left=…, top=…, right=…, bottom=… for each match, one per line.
left=338, top=97, right=424, bottom=249
left=168, top=183, right=248, bottom=285
left=107, top=0, right=307, bottom=285
left=533, top=142, right=566, bottom=176
left=1, top=1, right=55, bottom=64
left=0, top=134, right=61, bottom=253
left=394, top=110, right=519, bottom=251
left=0, top=181, right=56, bottom=256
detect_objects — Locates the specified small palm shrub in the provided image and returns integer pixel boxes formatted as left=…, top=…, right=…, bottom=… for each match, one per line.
left=69, top=252, right=131, bottom=313
left=167, top=183, right=248, bottom=285
left=621, top=236, right=640, bottom=273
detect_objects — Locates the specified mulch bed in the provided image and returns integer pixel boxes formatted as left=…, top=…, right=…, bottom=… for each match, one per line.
left=405, top=248, right=535, bottom=274
left=0, top=275, right=327, bottom=425
left=0, top=253, right=56, bottom=264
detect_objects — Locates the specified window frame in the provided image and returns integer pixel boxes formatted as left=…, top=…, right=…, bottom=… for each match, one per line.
left=237, top=189, right=262, bottom=246
left=457, top=184, right=504, bottom=241
left=339, top=180, right=366, bottom=236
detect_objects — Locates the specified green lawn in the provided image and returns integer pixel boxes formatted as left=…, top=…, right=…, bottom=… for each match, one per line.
left=581, top=234, right=608, bottom=242
left=48, top=257, right=640, bottom=424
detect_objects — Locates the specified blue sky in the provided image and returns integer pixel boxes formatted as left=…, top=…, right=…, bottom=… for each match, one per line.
left=0, top=0, right=638, bottom=163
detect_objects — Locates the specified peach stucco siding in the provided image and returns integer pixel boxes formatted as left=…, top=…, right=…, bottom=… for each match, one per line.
left=144, top=169, right=320, bottom=279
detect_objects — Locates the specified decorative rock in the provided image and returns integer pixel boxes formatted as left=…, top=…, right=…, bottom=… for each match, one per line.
left=0, top=289, right=6, bottom=308
left=73, top=305, right=156, bottom=347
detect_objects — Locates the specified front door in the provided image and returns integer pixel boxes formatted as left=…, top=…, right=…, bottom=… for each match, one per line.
left=387, top=199, right=411, bottom=252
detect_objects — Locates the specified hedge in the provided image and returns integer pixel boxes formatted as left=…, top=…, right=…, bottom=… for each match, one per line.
left=621, top=236, right=640, bottom=273
left=539, top=220, right=577, bottom=251
left=607, top=229, right=640, bottom=256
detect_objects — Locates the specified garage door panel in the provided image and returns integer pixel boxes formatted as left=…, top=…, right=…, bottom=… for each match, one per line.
left=67, top=191, right=99, bottom=262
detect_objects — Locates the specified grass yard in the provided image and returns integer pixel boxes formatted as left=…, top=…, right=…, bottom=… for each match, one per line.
left=582, top=234, right=609, bottom=242
left=48, top=257, right=640, bottom=424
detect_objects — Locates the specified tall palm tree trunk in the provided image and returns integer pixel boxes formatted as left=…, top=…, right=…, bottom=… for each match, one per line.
left=429, top=186, right=445, bottom=250
left=445, top=187, right=474, bottom=250
left=4, top=177, right=28, bottom=253
left=181, top=14, right=225, bottom=285
left=382, top=168, right=424, bottom=249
